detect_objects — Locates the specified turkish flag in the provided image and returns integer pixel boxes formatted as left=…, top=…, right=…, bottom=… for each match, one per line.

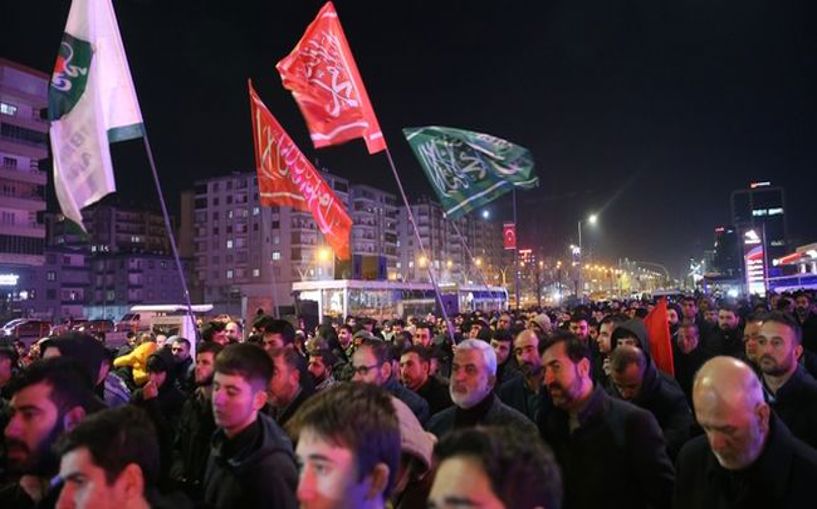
left=644, top=297, right=675, bottom=376
left=503, top=223, right=516, bottom=250
left=249, top=81, right=352, bottom=260
left=276, top=2, right=386, bottom=154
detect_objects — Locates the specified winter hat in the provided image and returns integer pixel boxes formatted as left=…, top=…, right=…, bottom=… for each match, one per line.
left=529, top=313, right=552, bottom=334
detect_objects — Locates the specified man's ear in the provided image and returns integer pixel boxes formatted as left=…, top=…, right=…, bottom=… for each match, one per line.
left=795, top=344, right=804, bottom=361
left=757, top=402, right=771, bottom=433
left=487, top=373, right=497, bottom=390
left=253, top=388, right=269, bottom=411
left=63, top=406, right=86, bottom=432
left=381, top=361, right=392, bottom=380
left=115, top=463, right=145, bottom=500
left=365, top=462, right=390, bottom=501
left=578, top=357, right=591, bottom=378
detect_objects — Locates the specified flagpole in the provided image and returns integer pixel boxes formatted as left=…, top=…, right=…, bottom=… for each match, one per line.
left=513, top=188, right=520, bottom=310
left=383, top=148, right=457, bottom=343
left=141, top=133, right=199, bottom=341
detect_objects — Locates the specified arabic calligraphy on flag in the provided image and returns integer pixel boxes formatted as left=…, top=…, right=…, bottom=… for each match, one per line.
left=248, top=81, right=352, bottom=260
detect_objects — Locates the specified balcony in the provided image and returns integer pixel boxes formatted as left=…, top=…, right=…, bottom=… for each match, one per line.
left=0, top=222, right=45, bottom=238
left=0, top=194, right=46, bottom=212
left=0, top=167, right=46, bottom=185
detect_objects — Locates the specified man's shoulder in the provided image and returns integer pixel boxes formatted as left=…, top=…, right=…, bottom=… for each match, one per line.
left=677, top=434, right=710, bottom=466
left=426, top=406, right=455, bottom=434
left=487, top=397, right=536, bottom=430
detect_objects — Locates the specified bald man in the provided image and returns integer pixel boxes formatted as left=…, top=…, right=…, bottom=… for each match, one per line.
left=674, top=356, right=817, bottom=508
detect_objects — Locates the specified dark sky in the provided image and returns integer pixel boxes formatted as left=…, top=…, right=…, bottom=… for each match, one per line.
left=3, top=0, right=817, bottom=278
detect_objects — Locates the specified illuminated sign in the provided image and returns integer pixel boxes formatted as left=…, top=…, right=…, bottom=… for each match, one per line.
left=0, top=274, right=20, bottom=286
left=743, top=229, right=766, bottom=296
left=750, top=181, right=771, bottom=189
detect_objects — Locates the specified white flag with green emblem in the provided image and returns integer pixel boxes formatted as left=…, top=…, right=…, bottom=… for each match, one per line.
left=49, top=0, right=143, bottom=229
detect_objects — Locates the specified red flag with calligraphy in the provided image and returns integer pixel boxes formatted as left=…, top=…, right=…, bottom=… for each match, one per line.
left=503, top=223, right=517, bottom=250
left=644, top=297, right=675, bottom=376
left=276, top=1, right=386, bottom=154
left=248, top=81, right=352, bottom=260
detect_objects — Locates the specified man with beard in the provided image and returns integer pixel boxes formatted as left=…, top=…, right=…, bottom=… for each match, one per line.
left=756, top=311, right=817, bottom=449
left=426, top=339, right=536, bottom=439
left=538, top=331, right=674, bottom=509
left=170, top=337, right=194, bottom=394
left=673, top=322, right=713, bottom=404
left=742, top=314, right=763, bottom=370
left=794, top=291, right=817, bottom=353
left=497, top=330, right=542, bottom=421
left=674, top=357, right=817, bottom=508
left=267, top=348, right=314, bottom=428
left=705, top=302, right=744, bottom=358
left=225, top=321, right=243, bottom=343
left=171, top=341, right=223, bottom=500
left=489, top=330, right=520, bottom=386
left=0, top=358, right=101, bottom=507
left=399, top=346, right=452, bottom=415
left=307, top=349, right=338, bottom=392
left=594, top=314, right=628, bottom=387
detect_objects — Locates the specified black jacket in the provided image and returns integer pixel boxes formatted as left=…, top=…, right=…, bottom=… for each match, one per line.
left=204, top=413, right=298, bottom=509
left=797, top=311, right=817, bottom=354
left=538, top=387, right=675, bottom=509
left=763, top=365, right=817, bottom=449
left=704, top=327, right=744, bottom=359
left=385, top=378, right=430, bottom=425
left=674, top=414, right=817, bottom=509
left=672, top=340, right=712, bottom=404
left=426, top=392, right=537, bottom=438
left=415, top=375, right=453, bottom=415
left=171, top=387, right=216, bottom=499
left=497, top=373, right=540, bottom=422
left=609, top=359, right=692, bottom=459
left=268, top=385, right=313, bottom=428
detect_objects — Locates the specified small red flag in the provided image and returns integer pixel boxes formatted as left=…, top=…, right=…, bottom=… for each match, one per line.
left=644, top=297, right=675, bottom=376
left=276, top=2, right=385, bottom=154
left=249, top=81, right=352, bottom=260
left=503, top=223, right=517, bottom=250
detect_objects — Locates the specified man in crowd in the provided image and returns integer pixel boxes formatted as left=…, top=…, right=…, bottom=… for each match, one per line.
left=429, top=426, right=562, bottom=509
left=608, top=345, right=692, bottom=458
left=707, top=302, right=744, bottom=358
left=673, top=322, right=713, bottom=403
left=496, top=313, right=513, bottom=331
left=399, top=345, right=452, bottom=415
left=794, top=291, right=817, bottom=352
left=426, top=339, right=536, bottom=438
left=594, top=313, right=628, bottom=387
left=352, top=338, right=430, bottom=424
left=742, top=313, right=763, bottom=369
left=204, top=343, right=297, bottom=508
left=0, top=358, right=102, bottom=507
left=538, top=331, right=675, bottom=509
left=201, top=321, right=228, bottom=346
left=755, top=311, right=817, bottom=449
left=568, top=314, right=591, bottom=344
left=497, top=329, right=542, bottom=421
left=261, top=319, right=296, bottom=351
left=54, top=406, right=161, bottom=509
left=307, top=349, right=338, bottom=392
left=287, top=383, right=401, bottom=509
left=674, top=356, right=817, bottom=507
left=412, top=322, right=433, bottom=348
left=225, top=321, right=243, bottom=343
left=267, top=347, right=314, bottom=428
left=489, top=330, right=520, bottom=386
left=0, top=346, right=17, bottom=400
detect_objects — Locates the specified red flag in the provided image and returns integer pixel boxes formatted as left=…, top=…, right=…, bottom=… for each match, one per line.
left=503, top=223, right=517, bottom=250
left=249, top=81, right=352, bottom=260
left=644, top=297, right=675, bottom=376
left=276, top=2, right=385, bottom=154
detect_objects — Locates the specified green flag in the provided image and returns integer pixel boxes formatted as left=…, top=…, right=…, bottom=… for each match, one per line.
left=403, top=126, right=538, bottom=219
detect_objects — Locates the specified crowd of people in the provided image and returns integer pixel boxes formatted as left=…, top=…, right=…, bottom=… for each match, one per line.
left=1, top=289, right=817, bottom=508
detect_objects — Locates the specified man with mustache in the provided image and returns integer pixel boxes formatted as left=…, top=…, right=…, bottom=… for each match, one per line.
left=426, top=339, right=536, bottom=439
left=756, top=311, right=817, bottom=449
left=497, top=330, right=542, bottom=421
left=538, top=330, right=674, bottom=509
left=0, top=358, right=101, bottom=507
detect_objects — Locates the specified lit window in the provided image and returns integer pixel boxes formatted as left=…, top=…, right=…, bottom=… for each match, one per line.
left=226, top=239, right=233, bottom=249
left=253, top=268, right=260, bottom=277
left=226, top=269, right=234, bottom=279
left=272, top=251, right=281, bottom=261
left=0, top=102, right=17, bottom=116
left=253, top=206, right=260, bottom=215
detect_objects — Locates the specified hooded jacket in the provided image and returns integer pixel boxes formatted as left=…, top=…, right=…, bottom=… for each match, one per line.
left=204, top=412, right=298, bottom=509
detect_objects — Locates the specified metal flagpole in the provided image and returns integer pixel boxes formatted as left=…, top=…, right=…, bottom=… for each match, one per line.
left=447, top=216, right=495, bottom=298
left=513, top=188, right=520, bottom=310
left=141, top=133, right=199, bottom=342
left=383, top=148, right=457, bottom=342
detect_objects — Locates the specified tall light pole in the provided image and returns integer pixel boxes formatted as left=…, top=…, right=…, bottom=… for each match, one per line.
left=576, top=213, right=597, bottom=302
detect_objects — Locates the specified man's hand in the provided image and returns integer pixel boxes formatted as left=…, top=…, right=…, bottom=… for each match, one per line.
left=143, top=380, right=159, bottom=400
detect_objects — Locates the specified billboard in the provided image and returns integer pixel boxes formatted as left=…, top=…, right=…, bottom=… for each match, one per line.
left=743, top=229, right=767, bottom=296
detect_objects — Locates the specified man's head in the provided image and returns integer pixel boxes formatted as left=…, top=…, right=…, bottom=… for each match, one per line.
left=693, top=357, right=770, bottom=470
left=212, top=343, right=271, bottom=437
left=288, top=383, right=400, bottom=509
left=677, top=322, right=700, bottom=355
left=170, top=337, right=191, bottom=363
left=541, top=331, right=593, bottom=412
left=717, top=303, right=740, bottom=332
left=742, top=315, right=763, bottom=365
left=201, top=321, right=228, bottom=346
left=225, top=321, right=243, bottom=343
left=609, top=345, right=648, bottom=401
left=262, top=319, right=296, bottom=351
left=268, top=347, right=303, bottom=408
left=680, top=297, right=698, bottom=321
left=568, top=315, right=589, bottom=341
left=756, top=311, right=802, bottom=378
left=5, top=358, right=97, bottom=476
left=145, top=351, right=174, bottom=390
left=489, top=330, right=514, bottom=366
left=55, top=406, right=159, bottom=509
left=351, top=339, right=392, bottom=386
left=794, top=292, right=811, bottom=317
left=338, top=325, right=354, bottom=350
left=449, top=339, right=496, bottom=410
left=412, top=323, right=433, bottom=348
left=399, top=346, right=431, bottom=392
left=513, top=329, right=542, bottom=378
left=39, top=333, right=109, bottom=387
left=308, top=349, right=336, bottom=386
left=430, top=426, right=562, bottom=509
left=0, top=345, right=19, bottom=383
left=597, top=314, right=627, bottom=354
left=468, top=319, right=489, bottom=340
left=496, top=313, right=512, bottom=331
left=195, top=341, right=223, bottom=386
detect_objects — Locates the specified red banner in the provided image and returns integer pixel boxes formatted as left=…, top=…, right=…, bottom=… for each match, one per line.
left=644, top=297, right=675, bottom=377
left=276, top=1, right=386, bottom=154
left=503, top=223, right=516, bottom=250
left=249, top=81, right=352, bottom=260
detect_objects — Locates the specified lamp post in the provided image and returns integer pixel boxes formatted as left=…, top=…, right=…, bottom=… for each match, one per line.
left=576, top=213, right=598, bottom=301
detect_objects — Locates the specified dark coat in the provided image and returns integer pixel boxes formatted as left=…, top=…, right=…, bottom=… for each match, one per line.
left=171, top=387, right=216, bottom=499
left=672, top=340, right=712, bottom=404
left=797, top=311, right=817, bottom=354
left=268, top=385, right=313, bottom=428
left=763, top=365, right=817, bottom=449
left=497, top=373, right=540, bottom=422
left=538, top=387, right=675, bottom=509
left=385, top=378, right=430, bottom=425
left=609, top=359, right=692, bottom=459
left=204, top=413, right=298, bottom=509
left=703, top=327, right=744, bottom=359
left=426, top=392, right=537, bottom=438
left=674, top=414, right=817, bottom=509
left=415, top=375, right=453, bottom=415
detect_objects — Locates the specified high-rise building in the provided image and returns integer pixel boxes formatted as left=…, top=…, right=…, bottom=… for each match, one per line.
left=712, top=225, right=741, bottom=278
left=731, top=181, right=788, bottom=261
left=0, top=59, right=49, bottom=320
left=349, top=184, right=399, bottom=280
left=82, top=203, right=171, bottom=255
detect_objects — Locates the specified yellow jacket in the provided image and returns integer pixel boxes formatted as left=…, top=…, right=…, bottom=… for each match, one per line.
left=113, top=341, right=157, bottom=386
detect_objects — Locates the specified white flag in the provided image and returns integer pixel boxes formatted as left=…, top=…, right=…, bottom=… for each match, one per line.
left=49, top=0, right=143, bottom=229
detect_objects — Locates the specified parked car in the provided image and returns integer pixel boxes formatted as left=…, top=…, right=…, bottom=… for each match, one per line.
left=73, top=319, right=114, bottom=334
left=2, top=319, right=52, bottom=342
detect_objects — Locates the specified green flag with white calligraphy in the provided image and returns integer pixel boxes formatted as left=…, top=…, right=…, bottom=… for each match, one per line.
left=403, top=126, right=538, bottom=219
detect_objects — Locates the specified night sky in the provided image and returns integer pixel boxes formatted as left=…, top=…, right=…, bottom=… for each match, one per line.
left=3, top=0, right=817, bottom=278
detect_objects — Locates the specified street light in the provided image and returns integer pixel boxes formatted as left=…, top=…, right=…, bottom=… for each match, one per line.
left=576, top=213, right=598, bottom=301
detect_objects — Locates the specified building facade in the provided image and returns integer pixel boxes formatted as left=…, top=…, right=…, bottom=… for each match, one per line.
left=731, top=181, right=788, bottom=262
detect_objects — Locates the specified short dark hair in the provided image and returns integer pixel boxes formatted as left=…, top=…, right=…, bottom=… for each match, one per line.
left=287, top=383, right=400, bottom=499
left=172, top=337, right=191, bottom=349
left=718, top=301, right=739, bottom=313
left=541, top=330, right=589, bottom=364
left=55, top=406, right=159, bottom=488
left=264, top=319, right=296, bottom=346
left=599, top=314, right=629, bottom=328
left=309, top=349, right=338, bottom=371
left=491, top=329, right=514, bottom=343
left=570, top=314, right=589, bottom=324
left=200, top=321, right=225, bottom=342
left=761, top=311, right=803, bottom=345
left=339, top=324, right=354, bottom=335
left=401, top=345, right=431, bottom=364
left=269, top=347, right=304, bottom=381
left=414, top=322, right=433, bottom=333
left=678, top=322, right=700, bottom=336
left=609, top=345, right=647, bottom=375
left=0, top=345, right=19, bottom=365
left=197, top=341, right=224, bottom=357
left=7, top=357, right=98, bottom=414
left=39, top=332, right=108, bottom=384
left=214, top=343, right=273, bottom=390
left=358, top=338, right=391, bottom=365
left=434, top=426, right=562, bottom=509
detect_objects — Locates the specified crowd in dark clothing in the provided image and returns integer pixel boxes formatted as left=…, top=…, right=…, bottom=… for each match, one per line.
left=1, top=289, right=817, bottom=508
